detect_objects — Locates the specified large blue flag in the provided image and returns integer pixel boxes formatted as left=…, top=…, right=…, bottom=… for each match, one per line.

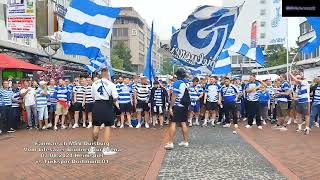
left=61, top=0, right=120, bottom=59
left=301, top=17, right=320, bottom=54
left=143, top=22, right=156, bottom=82
left=166, top=5, right=242, bottom=73
left=84, top=52, right=114, bottom=76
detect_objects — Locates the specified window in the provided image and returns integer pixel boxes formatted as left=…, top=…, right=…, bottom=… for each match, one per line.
left=138, top=30, right=144, bottom=41
left=112, top=28, right=128, bottom=37
left=231, top=56, right=238, bottom=64
left=260, top=21, right=266, bottom=27
left=260, top=0, right=266, bottom=4
left=260, top=33, right=266, bottom=39
left=139, top=53, right=145, bottom=62
left=123, top=28, right=128, bottom=37
left=260, top=9, right=266, bottom=16
left=139, top=42, right=144, bottom=52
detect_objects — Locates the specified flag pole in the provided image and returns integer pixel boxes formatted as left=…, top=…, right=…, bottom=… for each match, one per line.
left=286, top=17, right=289, bottom=80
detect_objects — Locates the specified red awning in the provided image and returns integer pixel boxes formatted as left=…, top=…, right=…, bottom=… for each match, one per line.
left=0, top=53, right=47, bottom=71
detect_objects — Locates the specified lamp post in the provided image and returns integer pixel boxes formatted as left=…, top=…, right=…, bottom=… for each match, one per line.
left=37, top=36, right=61, bottom=63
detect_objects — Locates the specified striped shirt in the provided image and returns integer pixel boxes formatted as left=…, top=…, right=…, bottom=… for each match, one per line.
left=48, top=85, right=57, bottom=106
left=221, top=85, right=238, bottom=103
left=135, top=83, right=151, bottom=102
left=117, top=83, right=131, bottom=104
left=129, top=83, right=136, bottom=95
left=0, top=88, right=13, bottom=106
left=276, top=81, right=290, bottom=104
left=36, top=88, right=48, bottom=108
left=85, top=86, right=94, bottom=103
left=313, top=85, right=320, bottom=104
left=154, top=87, right=164, bottom=106
left=73, top=86, right=85, bottom=103
left=234, top=84, right=242, bottom=103
left=296, top=80, right=310, bottom=103
left=188, top=84, right=203, bottom=106
left=11, top=89, right=21, bottom=108
left=54, top=86, right=70, bottom=102
left=245, top=82, right=260, bottom=102
left=205, top=83, right=221, bottom=102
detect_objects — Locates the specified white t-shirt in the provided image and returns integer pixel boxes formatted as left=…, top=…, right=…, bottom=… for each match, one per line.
left=20, top=87, right=36, bottom=106
left=91, top=78, right=118, bottom=101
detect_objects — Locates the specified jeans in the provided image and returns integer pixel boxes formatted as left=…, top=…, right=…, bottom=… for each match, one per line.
left=11, top=107, right=20, bottom=129
left=223, top=102, right=238, bottom=124
left=310, top=103, right=320, bottom=128
left=26, top=105, right=38, bottom=127
left=247, top=101, right=261, bottom=126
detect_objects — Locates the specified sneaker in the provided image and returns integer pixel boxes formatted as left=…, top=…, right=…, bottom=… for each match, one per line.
left=305, top=128, right=311, bottom=135
left=136, top=123, right=141, bottom=129
left=188, top=122, right=192, bottom=127
left=0, top=130, right=2, bottom=134
left=166, top=121, right=170, bottom=125
left=128, top=125, right=133, bottom=128
left=223, top=123, right=231, bottom=128
left=315, top=122, right=319, bottom=128
left=117, top=122, right=121, bottom=127
left=178, top=141, right=189, bottom=147
left=82, top=123, right=86, bottom=128
left=253, top=121, right=256, bottom=125
left=202, top=122, right=207, bottom=127
left=164, top=143, right=174, bottom=150
left=42, top=125, right=47, bottom=130
left=47, top=123, right=52, bottom=128
left=280, top=127, right=288, bottom=131
left=119, top=124, right=124, bottom=129
left=145, top=123, right=150, bottom=129
left=111, top=125, right=116, bottom=129
left=234, top=124, right=239, bottom=129
left=26, top=126, right=33, bottom=130
left=88, top=146, right=96, bottom=155
left=245, top=125, right=252, bottom=129
left=216, top=121, right=222, bottom=125
left=72, top=124, right=79, bottom=129
left=194, top=121, right=200, bottom=126
left=61, top=125, right=67, bottom=130
left=102, top=147, right=117, bottom=156
left=287, top=120, right=292, bottom=125
left=211, top=121, right=216, bottom=127
left=54, top=126, right=58, bottom=131
left=87, top=124, right=92, bottom=129
left=242, top=117, right=247, bottom=121
left=68, top=124, right=72, bottom=129
left=7, top=128, right=16, bottom=133
left=293, top=119, right=298, bottom=124
left=263, top=121, right=267, bottom=125
left=258, top=126, right=263, bottom=130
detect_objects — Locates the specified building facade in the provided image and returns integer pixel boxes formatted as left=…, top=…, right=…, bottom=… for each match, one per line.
left=112, top=7, right=163, bottom=74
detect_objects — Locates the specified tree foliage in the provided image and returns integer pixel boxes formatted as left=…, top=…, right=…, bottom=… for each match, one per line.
left=161, top=57, right=174, bottom=75
left=111, top=41, right=133, bottom=71
left=265, top=45, right=300, bottom=67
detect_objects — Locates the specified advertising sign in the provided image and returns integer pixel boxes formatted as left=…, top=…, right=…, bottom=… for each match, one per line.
left=6, top=0, right=36, bottom=39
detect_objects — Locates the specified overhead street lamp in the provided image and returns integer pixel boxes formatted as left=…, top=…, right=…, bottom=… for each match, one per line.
left=37, top=36, right=61, bottom=63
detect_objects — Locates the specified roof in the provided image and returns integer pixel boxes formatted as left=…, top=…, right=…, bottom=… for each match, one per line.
left=0, top=53, right=47, bottom=71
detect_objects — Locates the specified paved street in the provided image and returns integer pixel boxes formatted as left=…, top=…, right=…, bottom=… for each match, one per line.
left=158, top=127, right=286, bottom=180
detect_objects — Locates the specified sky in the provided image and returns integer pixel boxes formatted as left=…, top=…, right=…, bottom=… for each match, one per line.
left=111, top=0, right=300, bottom=48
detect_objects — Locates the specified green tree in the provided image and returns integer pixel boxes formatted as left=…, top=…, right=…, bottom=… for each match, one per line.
left=161, top=57, right=174, bottom=75
left=111, top=41, right=133, bottom=71
left=265, top=45, right=287, bottom=67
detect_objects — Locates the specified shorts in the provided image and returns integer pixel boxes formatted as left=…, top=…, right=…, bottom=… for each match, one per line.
left=48, top=104, right=56, bottom=113
left=296, top=103, right=310, bottom=116
left=92, top=100, right=115, bottom=126
left=119, top=103, right=132, bottom=113
left=172, top=106, right=188, bottom=122
left=235, top=103, right=241, bottom=111
left=206, top=102, right=219, bottom=111
left=37, top=106, right=49, bottom=121
left=288, top=101, right=292, bottom=109
left=276, top=103, right=288, bottom=117
left=152, top=106, right=164, bottom=115
left=56, top=103, right=68, bottom=116
left=136, top=101, right=150, bottom=112
left=73, top=102, right=83, bottom=112
left=85, top=103, right=94, bottom=113
left=68, top=104, right=75, bottom=113
left=189, top=101, right=200, bottom=113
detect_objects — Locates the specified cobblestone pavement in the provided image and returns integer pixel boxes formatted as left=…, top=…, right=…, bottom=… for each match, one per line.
left=0, top=127, right=166, bottom=180
left=158, top=127, right=286, bottom=180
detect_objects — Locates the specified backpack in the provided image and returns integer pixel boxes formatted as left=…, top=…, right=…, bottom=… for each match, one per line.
left=180, top=83, right=191, bottom=107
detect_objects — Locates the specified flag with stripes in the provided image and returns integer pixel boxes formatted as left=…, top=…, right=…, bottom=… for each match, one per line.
left=213, top=51, right=231, bottom=74
left=61, top=0, right=121, bottom=59
left=83, top=53, right=114, bottom=76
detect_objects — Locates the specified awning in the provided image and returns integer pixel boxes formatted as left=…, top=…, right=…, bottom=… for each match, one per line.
left=0, top=53, right=47, bottom=71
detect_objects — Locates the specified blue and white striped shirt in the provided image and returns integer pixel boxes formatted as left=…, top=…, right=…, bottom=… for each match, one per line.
left=11, top=89, right=21, bottom=108
left=313, top=85, right=320, bottom=104
left=173, top=79, right=188, bottom=107
left=54, top=86, right=70, bottom=102
left=48, top=85, right=57, bottom=106
left=221, top=85, right=238, bottom=103
left=188, top=84, right=203, bottom=105
left=0, top=88, right=13, bottom=106
left=117, top=83, right=131, bottom=104
left=154, top=87, right=163, bottom=106
left=245, top=82, right=260, bottom=102
left=205, top=83, right=221, bottom=103
left=296, top=80, right=310, bottom=103
left=277, top=81, right=290, bottom=104
left=36, top=88, right=48, bottom=108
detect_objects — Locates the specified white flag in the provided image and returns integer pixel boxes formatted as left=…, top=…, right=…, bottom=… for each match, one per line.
left=268, top=0, right=287, bottom=45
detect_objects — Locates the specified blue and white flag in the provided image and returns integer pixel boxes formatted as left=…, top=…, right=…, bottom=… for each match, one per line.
left=143, top=21, right=156, bottom=82
left=61, top=0, right=121, bottom=59
left=165, top=5, right=242, bottom=73
left=301, top=17, right=320, bottom=54
left=224, top=38, right=265, bottom=65
left=83, top=52, right=114, bottom=76
left=213, top=51, right=231, bottom=74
